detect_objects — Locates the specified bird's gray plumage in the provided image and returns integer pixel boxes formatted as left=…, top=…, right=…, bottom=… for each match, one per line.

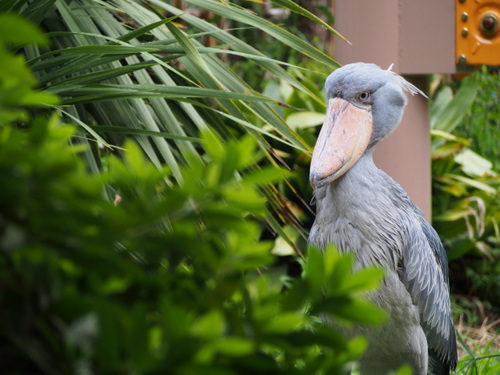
left=309, top=63, right=457, bottom=375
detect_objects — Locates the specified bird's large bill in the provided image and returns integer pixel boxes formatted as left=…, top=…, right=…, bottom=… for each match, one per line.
left=310, top=97, right=373, bottom=189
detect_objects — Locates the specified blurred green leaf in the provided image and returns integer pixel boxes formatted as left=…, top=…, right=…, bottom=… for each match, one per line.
left=286, top=111, right=325, bottom=130
left=263, top=312, right=306, bottom=333
left=431, top=74, right=478, bottom=135
left=0, top=13, right=49, bottom=46
left=454, top=148, right=495, bottom=177
left=191, top=310, right=226, bottom=339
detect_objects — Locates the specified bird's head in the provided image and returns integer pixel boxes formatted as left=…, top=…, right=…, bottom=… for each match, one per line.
left=309, top=62, right=425, bottom=189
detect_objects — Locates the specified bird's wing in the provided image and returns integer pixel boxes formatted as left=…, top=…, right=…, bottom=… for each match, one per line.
left=398, top=215, right=457, bottom=373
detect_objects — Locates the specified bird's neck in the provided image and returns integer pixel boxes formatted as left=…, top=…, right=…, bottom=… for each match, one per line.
left=310, top=150, right=415, bottom=260
left=318, top=150, right=383, bottom=213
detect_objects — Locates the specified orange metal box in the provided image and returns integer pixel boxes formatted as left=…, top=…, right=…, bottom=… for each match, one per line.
left=456, top=0, right=500, bottom=65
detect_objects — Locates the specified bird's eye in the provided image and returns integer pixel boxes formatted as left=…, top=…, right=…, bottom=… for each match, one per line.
left=358, top=91, right=370, bottom=102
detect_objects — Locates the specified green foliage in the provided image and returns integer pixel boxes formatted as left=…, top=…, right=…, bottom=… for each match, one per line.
left=455, top=66, right=500, bottom=171
left=5, top=0, right=341, bottom=251
left=0, top=116, right=385, bottom=374
left=0, top=13, right=58, bottom=124
left=0, top=14, right=388, bottom=375
left=430, top=72, right=500, bottom=314
left=456, top=331, right=500, bottom=375
left=431, top=130, right=499, bottom=261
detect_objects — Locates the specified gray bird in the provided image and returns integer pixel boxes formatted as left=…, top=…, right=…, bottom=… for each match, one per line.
left=309, top=63, right=457, bottom=375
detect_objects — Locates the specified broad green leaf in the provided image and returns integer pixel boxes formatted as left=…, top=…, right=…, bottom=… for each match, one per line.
left=435, top=207, right=477, bottom=222
left=271, top=235, right=297, bottom=257
left=286, top=111, right=325, bottom=130
left=0, top=51, right=36, bottom=86
left=235, top=135, right=259, bottom=169
left=430, top=86, right=452, bottom=125
left=454, top=148, right=495, bottom=177
left=327, top=251, right=356, bottom=295
left=18, top=90, right=60, bottom=106
left=243, top=166, right=292, bottom=186
left=191, top=310, right=226, bottom=339
left=344, top=336, right=368, bottom=360
left=222, top=186, right=267, bottom=212
left=394, top=364, right=414, bottom=375
left=431, top=74, right=478, bottom=133
left=263, top=311, right=306, bottom=333
left=201, top=129, right=225, bottom=161
left=431, top=143, right=463, bottom=160
left=210, top=337, right=255, bottom=356
left=340, top=267, right=385, bottom=294
left=123, top=140, right=147, bottom=174
left=304, top=246, right=325, bottom=298
left=0, top=13, right=49, bottom=46
left=447, top=174, right=497, bottom=195
left=333, top=299, right=387, bottom=325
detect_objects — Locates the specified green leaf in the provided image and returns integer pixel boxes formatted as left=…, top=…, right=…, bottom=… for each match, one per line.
left=201, top=129, right=225, bottom=161
left=242, top=166, right=292, bottom=186
left=327, top=251, right=355, bottom=295
left=53, top=44, right=161, bottom=54
left=183, top=0, right=338, bottom=69
left=0, top=13, right=49, bottom=46
left=123, top=140, right=147, bottom=174
left=263, top=312, right=306, bottom=333
left=431, top=74, right=478, bottom=133
left=333, top=299, right=387, bottom=325
left=447, top=174, right=496, bottom=195
left=235, top=135, right=259, bottom=169
left=431, top=142, right=463, bottom=160
left=211, top=337, right=255, bottom=356
left=58, top=84, right=272, bottom=105
left=18, top=90, right=60, bottom=106
left=345, top=336, right=368, bottom=359
left=191, top=310, right=226, bottom=339
left=340, top=267, right=385, bottom=294
left=304, top=246, right=325, bottom=298
left=222, top=186, right=267, bottom=213
left=454, top=148, right=495, bottom=177
left=286, top=111, right=325, bottom=130
left=394, top=364, right=414, bottom=375
left=165, top=20, right=218, bottom=84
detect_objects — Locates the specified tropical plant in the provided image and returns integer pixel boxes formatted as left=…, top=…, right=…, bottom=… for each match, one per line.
left=430, top=73, right=500, bottom=314
left=455, top=66, right=500, bottom=171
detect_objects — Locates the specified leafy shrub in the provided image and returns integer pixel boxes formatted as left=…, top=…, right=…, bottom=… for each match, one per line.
left=455, top=66, right=500, bottom=171
left=0, top=13, right=387, bottom=375
left=430, top=73, right=500, bottom=314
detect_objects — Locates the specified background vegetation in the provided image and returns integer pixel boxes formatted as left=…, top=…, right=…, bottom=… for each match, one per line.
left=1, top=0, right=499, bottom=374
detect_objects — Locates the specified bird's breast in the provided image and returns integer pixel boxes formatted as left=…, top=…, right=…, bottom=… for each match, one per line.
left=309, top=179, right=409, bottom=271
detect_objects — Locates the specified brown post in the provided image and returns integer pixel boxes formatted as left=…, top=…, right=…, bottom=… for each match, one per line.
left=333, top=0, right=456, bottom=220
left=373, top=76, right=431, bottom=219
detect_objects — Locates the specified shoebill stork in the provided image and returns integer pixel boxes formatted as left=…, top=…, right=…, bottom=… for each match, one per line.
left=309, top=63, right=457, bottom=375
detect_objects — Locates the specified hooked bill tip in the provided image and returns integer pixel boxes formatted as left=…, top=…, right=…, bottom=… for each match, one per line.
left=309, top=172, right=326, bottom=190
